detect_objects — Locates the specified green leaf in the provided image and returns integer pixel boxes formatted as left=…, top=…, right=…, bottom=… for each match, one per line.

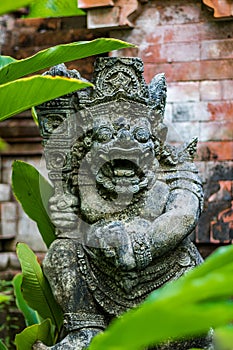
left=0, top=39, right=134, bottom=85
left=0, top=138, right=8, bottom=151
left=15, top=318, right=54, bottom=350
left=0, top=340, right=8, bottom=350
left=28, top=0, right=85, bottom=18
left=12, top=160, right=56, bottom=248
left=0, top=294, right=11, bottom=304
left=0, top=1, right=33, bottom=15
left=88, top=245, right=233, bottom=350
left=0, top=55, right=17, bottom=68
left=16, top=243, right=63, bottom=332
left=31, top=107, right=39, bottom=125
left=13, top=274, right=40, bottom=326
left=0, top=75, right=92, bottom=121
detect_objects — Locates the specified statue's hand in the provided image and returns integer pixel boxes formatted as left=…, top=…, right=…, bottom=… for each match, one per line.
left=87, top=222, right=136, bottom=270
left=49, top=193, right=79, bottom=230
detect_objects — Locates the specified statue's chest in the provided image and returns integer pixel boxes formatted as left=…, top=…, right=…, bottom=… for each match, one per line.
left=140, top=180, right=170, bottom=220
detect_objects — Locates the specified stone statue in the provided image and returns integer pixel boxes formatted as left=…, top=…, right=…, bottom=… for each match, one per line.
left=34, top=58, right=211, bottom=350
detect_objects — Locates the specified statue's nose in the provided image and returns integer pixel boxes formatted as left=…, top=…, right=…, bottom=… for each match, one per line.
left=118, top=129, right=132, bottom=142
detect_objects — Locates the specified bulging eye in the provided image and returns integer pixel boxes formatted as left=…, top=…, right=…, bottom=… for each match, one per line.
left=96, top=127, right=113, bottom=143
left=134, top=128, right=150, bottom=143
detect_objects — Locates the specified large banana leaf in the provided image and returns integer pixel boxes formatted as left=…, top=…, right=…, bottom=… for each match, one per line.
left=13, top=274, right=40, bottom=327
left=28, top=0, right=85, bottom=18
left=16, top=243, right=63, bottom=331
left=0, top=39, right=134, bottom=85
left=0, top=75, right=92, bottom=121
left=12, top=160, right=56, bottom=248
left=0, top=1, right=33, bottom=15
left=88, top=245, right=233, bottom=350
left=0, top=56, right=16, bottom=68
left=15, top=318, right=54, bottom=350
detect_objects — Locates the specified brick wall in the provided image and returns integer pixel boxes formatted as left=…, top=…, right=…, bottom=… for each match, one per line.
left=0, top=0, right=232, bottom=276
left=108, top=0, right=233, bottom=256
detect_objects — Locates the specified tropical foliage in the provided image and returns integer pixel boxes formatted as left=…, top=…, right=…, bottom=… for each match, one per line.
left=0, top=39, right=134, bottom=121
left=0, top=0, right=84, bottom=17
left=12, top=161, right=55, bottom=247
left=27, top=0, right=85, bottom=18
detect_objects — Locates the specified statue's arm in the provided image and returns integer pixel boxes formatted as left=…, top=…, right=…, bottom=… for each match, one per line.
left=147, top=188, right=200, bottom=257
left=88, top=187, right=201, bottom=270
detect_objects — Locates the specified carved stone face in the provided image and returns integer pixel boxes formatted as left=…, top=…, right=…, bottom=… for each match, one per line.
left=84, top=103, right=159, bottom=205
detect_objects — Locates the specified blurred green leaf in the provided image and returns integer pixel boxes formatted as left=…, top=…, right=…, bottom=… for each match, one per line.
left=0, top=75, right=92, bottom=121
left=0, top=138, right=8, bottom=151
left=16, top=243, right=63, bottom=332
left=0, top=39, right=134, bottom=85
left=13, top=274, right=40, bottom=326
left=12, top=160, right=55, bottom=248
left=15, top=318, right=54, bottom=350
left=88, top=245, right=233, bottom=350
left=0, top=294, right=11, bottom=304
left=28, top=0, right=85, bottom=18
left=0, top=340, right=8, bottom=350
left=0, top=1, right=33, bottom=15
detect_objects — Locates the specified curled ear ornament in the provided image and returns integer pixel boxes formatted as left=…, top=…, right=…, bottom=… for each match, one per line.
left=148, top=73, right=167, bottom=118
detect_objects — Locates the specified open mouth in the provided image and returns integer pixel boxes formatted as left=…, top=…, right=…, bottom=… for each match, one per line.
left=96, top=158, right=148, bottom=198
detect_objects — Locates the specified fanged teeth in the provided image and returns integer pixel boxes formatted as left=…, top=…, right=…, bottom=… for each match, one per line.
left=114, top=169, right=135, bottom=177
left=103, top=181, right=115, bottom=190
left=98, top=153, right=109, bottom=162
left=139, top=178, right=148, bottom=188
left=96, top=173, right=105, bottom=183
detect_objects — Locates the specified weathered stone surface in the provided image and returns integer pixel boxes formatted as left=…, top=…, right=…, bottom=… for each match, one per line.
left=34, top=58, right=212, bottom=350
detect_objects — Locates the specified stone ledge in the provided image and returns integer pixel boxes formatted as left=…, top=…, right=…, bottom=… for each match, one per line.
left=79, top=0, right=114, bottom=8
left=80, top=0, right=145, bottom=29
left=202, top=0, right=233, bottom=19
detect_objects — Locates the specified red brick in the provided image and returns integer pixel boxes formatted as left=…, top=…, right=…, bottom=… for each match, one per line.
left=163, top=23, right=200, bottom=43
left=200, top=21, right=233, bottom=41
left=200, top=81, right=222, bottom=101
left=158, top=2, right=202, bottom=25
left=172, top=102, right=210, bottom=122
left=167, top=82, right=200, bottom=102
left=207, top=102, right=233, bottom=121
left=16, top=18, right=62, bottom=30
left=222, top=80, right=233, bottom=100
left=166, top=121, right=199, bottom=143
left=201, top=39, right=233, bottom=60
left=141, top=42, right=200, bottom=63
left=199, top=121, right=233, bottom=141
left=197, top=141, right=233, bottom=161
left=144, top=62, right=199, bottom=82
left=145, top=21, right=233, bottom=44
left=144, top=60, right=233, bottom=82
left=200, top=60, right=233, bottom=80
